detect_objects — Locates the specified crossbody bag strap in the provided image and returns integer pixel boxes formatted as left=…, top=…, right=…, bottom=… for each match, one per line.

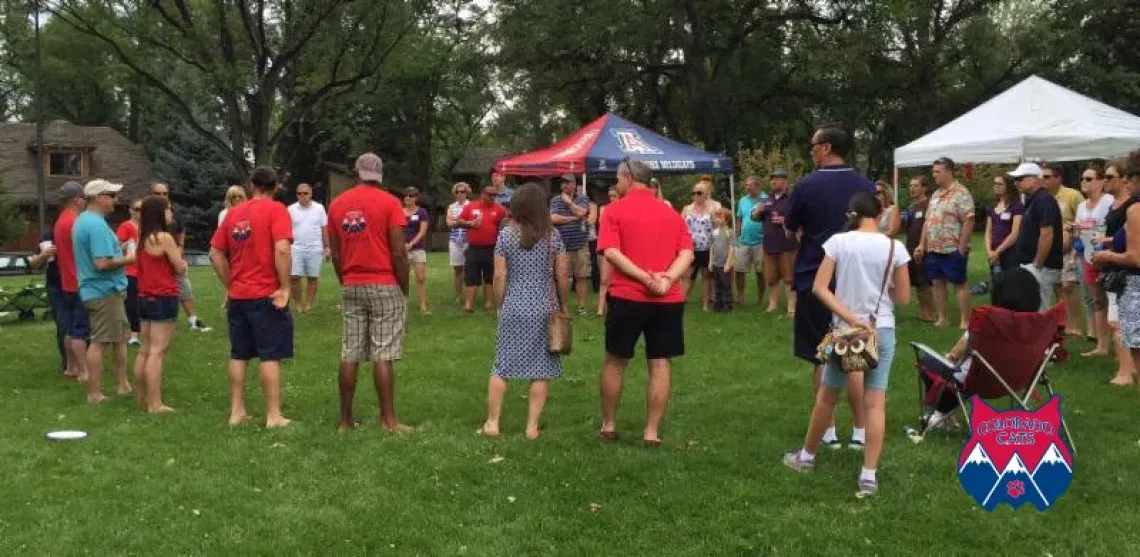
left=548, top=232, right=563, bottom=311
left=870, top=237, right=895, bottom=326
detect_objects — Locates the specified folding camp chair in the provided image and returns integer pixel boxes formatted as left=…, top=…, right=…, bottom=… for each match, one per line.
left=907, top=303, right=1075, bottom=454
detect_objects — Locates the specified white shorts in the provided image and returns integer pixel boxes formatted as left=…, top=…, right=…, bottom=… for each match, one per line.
left=449, top=241, right=466, bottom=267
left=1020, top=264, right=1061, bottom=312
left=1109, top=292, right=1119, bottom=323
left=292, top=248, right=323, bottom=278
left=408, top=249, right=427, bottom=265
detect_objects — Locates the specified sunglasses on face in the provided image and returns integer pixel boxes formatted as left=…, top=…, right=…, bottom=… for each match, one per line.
left=1106, top=174, right=1120, bottom=180
left=298, top=192, right=311, bottom=196
left=405, top=194, right=418, bottom=198
left=1082, top=176, right=1097, bottom=182
left=1042, top=174, right=1056, bottom=180
left=456, top=190, right=469, bottom=195
left=692, top=191, right=704, bottom=196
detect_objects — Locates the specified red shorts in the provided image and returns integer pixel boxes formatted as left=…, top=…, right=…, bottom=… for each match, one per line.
left=1084, top=260, right=1099, bottom=286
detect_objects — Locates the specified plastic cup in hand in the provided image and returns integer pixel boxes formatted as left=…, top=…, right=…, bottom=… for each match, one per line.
left=39, top=240, right=54, bottom=260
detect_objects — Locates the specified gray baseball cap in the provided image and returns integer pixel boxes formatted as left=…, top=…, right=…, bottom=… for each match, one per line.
left=59, top=181, right=84, bottom=200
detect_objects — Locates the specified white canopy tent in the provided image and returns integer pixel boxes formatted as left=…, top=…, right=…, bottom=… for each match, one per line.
left=894, top=75, right=1140, bottom=168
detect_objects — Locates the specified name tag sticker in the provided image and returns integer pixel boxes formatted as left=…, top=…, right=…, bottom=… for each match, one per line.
left=915, top=211, right=923, bottom=219
left=1001, top=212, right=1011, bottom=221
left=411, top=215, right=419, bottom=222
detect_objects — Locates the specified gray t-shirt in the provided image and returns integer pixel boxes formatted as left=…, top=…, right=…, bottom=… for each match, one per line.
left=710, top=228, right=732, bottom=268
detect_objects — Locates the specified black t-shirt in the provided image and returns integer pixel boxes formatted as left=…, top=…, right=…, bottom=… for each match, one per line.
left=36, top=232, right=61, bottom=289
left=905, top=199, right=928, bottom=253
left=1104, top=196, right=1138, bottom=237
left=169, top=210, right=186, bottom=236
left=1014, top=188, right=1063, bottom=269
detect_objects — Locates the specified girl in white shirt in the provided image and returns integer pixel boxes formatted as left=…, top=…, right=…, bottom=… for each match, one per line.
left=1075, top=165, right=1115, bottom=356
left=783, top=191, right=911, bottom=498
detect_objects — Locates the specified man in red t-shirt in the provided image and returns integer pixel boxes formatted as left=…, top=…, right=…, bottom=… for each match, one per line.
left=456, top=185, right=509, bottom=312
left=115, top=200, right=141, bottom=345
left=209, top=167, right=294, bottom=428
left=53, top=181, right=90, bottom=381
left=328, top=152, right=413, bottom=433
left=595, top=159, right=694, bottom=446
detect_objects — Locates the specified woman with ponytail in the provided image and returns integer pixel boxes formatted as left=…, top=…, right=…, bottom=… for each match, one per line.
left=783, top=191, right=911, bottom=498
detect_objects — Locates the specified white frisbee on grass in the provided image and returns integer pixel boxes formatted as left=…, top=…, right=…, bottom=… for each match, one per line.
left=45, top=430, right=89, bottom=441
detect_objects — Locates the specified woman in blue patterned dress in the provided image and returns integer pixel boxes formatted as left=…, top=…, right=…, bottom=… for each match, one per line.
left=681, top=178, right=723, bottom=311
left=479, top=183, right=569, bottom=440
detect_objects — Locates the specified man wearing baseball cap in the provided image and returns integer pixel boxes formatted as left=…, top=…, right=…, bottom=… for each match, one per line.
left=1010, top=162, right=1063, bottom=310
left=550, top=173, right=593, bottom=313
left=73, top=179, right=135, bottom=403
left=50, top=181, right=90, bottom=381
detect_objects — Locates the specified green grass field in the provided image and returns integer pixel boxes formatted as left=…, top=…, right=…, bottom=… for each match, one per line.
left=1, top=237, right=1139, bottom=555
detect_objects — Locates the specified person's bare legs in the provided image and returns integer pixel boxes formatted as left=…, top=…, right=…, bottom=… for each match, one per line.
left=701, top=271, right=711, bottom=311
left=181, top=299, right=198, bottom=321
left=766, top=276, right=781, bottom=312
left=452, top=267, right=464, bottom=304
left=574, top=275, right=589, bottom=312
left=786, top=284, right=797, bottom=315
left=413, top=263, right=430, bottom=313
left=373, top=361, right=411, bottom=432
left=1063, top=282, right=1083, bottom=335
left=932, top=280, right=949, bottom=326
left=144, top=322, right=175, bottom=412
left=259, top=360, right=291, bottom=428
left=801, top=384, right=842, bottom=454
left=227, top=360, right=249, bottom=425
left=599, top=354, right=628, bottom=435
left=305, top=277, right=319, bottom=313
left=645, top=358, right=671, bottom=443
left=338, top=361, right=359, bottom=431
left=482, top=285, right=493, bottom=311
left=734, top=272, right=747, bottom=304
left=916, top=286, right=935, bottom=321
left=525, top=380, right=548, bottom=440
left=1110, top=323, right=1135, bottom=385
left=482, top=375, right=507, bottom=436
left=681, top=273, right=693, bottom=302
left=113, top=341, right=131, bottom=395
left=862, top=388, right=887, bottom=473
left=67, top=336, right=88, bottom=382
left=132, top=324, right=148, bottom=407
left=463, top=285, right=477, bottom=312
left=1084, top=285, right=1110, bottom=356
left=290, top=277, right=304, bottom=313
left=954, top=284, right=971, bottom=330
left=848, top=371, right=866, bottom=430
left=85, top=342, right=107, bottom=403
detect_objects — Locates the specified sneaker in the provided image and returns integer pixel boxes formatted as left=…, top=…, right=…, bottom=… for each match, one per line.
left=782, top=450, right=815, bottom=472
left=847, top=439, right=865, bottom=451
left=821, top=438, right=842, bottom=450
left=128, top=338, right=141, bottom=347
left=856, top=478, right=879, bottom=498
left=191, top=319, right=213, bottom=333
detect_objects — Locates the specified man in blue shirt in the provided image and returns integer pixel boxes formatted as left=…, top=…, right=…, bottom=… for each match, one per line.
left=73, top=179, right=135, bottom=403
left=783, top=123, right=876, bottom=450
left=550, top=174, right=592, bottom=313
left=734, top=175, right=768, bottom=305
left=489, top=170, right=514, bottom=209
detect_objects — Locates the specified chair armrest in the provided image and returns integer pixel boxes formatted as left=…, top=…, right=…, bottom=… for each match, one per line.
left=910, top=342, right=961, bottom=374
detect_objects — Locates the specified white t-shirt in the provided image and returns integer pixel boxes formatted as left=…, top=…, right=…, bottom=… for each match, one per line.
left=1075, top=194, right=1114, bottom=262
left=217, top=208, right=229, bottom=228
left=288, top=201, right=328, bottom=250
left=822, top=230, right=911, bottom=329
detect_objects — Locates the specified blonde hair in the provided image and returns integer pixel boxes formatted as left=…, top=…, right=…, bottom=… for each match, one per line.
left=875, top=181, right=894, bottom=207
left=693, top=180, right=712, bottom=196
left=452, top=181, right=470, bottom=195
left=714, top=207, right=732, bottom=228
left=224, top=185, right=246, bottom=208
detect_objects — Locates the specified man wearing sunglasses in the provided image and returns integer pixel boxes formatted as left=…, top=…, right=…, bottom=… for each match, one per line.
left=287, top=183, right=329, bottom=314
left=151, top=182, right=212, bottom=333
left=1010, top=163, right=1063, bottom=310
left=73, top=179, right=135, bottom=403
left=1043, top=164, right=1087, bottom=335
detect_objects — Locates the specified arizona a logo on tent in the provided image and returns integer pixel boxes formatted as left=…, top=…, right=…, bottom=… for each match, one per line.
left=957, top=395, right=1073, bottom=512
left=611, top=129, right=663, bottom=155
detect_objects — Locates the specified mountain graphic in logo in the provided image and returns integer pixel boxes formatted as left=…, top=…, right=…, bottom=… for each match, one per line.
left=342, top=210, right=366, bottom=235
left=957, top=395, right=1073, bottom=512
left=231, top=220, right=252, bottom=243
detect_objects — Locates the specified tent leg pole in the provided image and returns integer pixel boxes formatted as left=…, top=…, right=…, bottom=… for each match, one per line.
left=729, top=175, right=737, bottom=235
left=893, top=165, right=899, bottom=207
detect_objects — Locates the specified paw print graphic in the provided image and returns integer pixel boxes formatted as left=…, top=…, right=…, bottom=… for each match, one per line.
left=1006, top=480, right=1025, bottom=499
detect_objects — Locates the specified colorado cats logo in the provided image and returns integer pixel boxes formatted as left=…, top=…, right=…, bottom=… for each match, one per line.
left=231, top=220, right=252, bottom=242
left=342, top=210, right=366, bottom=235
left=958, top=396, right=1073, bottom=511
left=611, top=129, right=663, bottom=155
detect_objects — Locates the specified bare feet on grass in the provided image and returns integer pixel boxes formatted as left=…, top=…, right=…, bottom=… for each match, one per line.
left=525, top=426, right=541, bottom=440
left=382, top=421, right=413, bottom=434
left=228, top=412, right=249, bottom=426
left=477, top=422, right=500, bottom=438
left=266, top=415, right=293, bottom=429
left=87, top=394, right=107, bottom=404
left=117, top=383, right=133, bottom=396
left=337, top=421, right=359, bottom=433
left=148, top=405, right=175, bottom=414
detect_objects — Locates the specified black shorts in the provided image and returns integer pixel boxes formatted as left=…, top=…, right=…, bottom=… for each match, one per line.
left=908, top=259, right=930, bottom=288
left=794, top=287, right=832, bottom=365
left=138, top=295, right=179, bottom=322
left=227, top=298, right=294, bottom=361
left=464, top=245, right=495, bottom=287
left=604, top=296, right=685, bottom=360
left=59, top=290, right=90, bottom=340
left=690, top=250, right=711, bottom=279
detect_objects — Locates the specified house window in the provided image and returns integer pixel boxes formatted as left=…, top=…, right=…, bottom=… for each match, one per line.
left=48, top=152, right=84, bottom=177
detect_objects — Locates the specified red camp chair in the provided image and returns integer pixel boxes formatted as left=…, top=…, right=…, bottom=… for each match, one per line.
left=907, top=303, right=1074, bottom=453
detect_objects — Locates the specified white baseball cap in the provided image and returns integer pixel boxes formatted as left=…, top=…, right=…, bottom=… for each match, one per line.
left=1008, top=162, right=1042, bottom=179
left=83, top=179, right=124, bottom=197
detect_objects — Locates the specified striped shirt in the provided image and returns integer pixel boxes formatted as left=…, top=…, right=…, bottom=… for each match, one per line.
left=448, top=201, right=468, bottom=244
left=550, top=193, right=590, bottom=250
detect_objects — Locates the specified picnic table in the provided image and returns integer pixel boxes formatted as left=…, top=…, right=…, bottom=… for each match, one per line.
left=0, top=281, right=49, bottom=321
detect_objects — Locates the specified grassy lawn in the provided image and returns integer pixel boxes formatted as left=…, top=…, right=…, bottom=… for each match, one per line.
left=1, top=235, right=1138, bottom=555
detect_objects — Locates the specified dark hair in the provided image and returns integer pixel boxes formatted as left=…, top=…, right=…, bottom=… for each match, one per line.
left=994, top=175, right=1018, bottom=206
left=1085, top=163, right=1106, bottom=180
left=249, top=167, right=278, bottom=191
left=991, top=267, right=1042, bottom=312
left=510, top=183, right=553, bottom=249
left=139, top=195, right=170, bottom=245
left=909, top=175, right=933, bottom=195
left=1107, top=158, right=1126, bottom=178
left=932, top=157, right=956, bottom=171
left=1126, top=149, right=1140, bottom=179
left=1043, top=162, right=1064, bottom=177
left=814, top=123, right=852, bottom=158
left=403, top=186, right=420, bottom=198
left=844, top=191, right=882, bottom=231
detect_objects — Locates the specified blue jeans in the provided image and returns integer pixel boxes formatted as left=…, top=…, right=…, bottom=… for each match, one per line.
left=823, top=327, right=897, bottom=391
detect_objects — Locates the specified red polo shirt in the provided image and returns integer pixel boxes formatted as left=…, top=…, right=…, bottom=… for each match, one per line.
left=210, top=198, right=293, bottom=300
left=328, top=184, right=407, bottom=286
left=54, top=208, right=80, bottom=293
left=458, top=198, right=509, bottom=247
left=596, top=187, right=693, bottom=303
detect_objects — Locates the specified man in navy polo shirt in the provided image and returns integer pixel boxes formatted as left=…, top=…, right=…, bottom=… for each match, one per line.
left=1010, top=162, right=1063, bottom=310
left=784, top=123, right=875, bottom=450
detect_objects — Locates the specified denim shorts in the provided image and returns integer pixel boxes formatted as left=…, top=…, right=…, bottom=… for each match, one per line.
left=138, top=295, right=179, bottom=322
left=822, top=327, right=897, bottom=391
left=59, top=290, right=91, bottom=340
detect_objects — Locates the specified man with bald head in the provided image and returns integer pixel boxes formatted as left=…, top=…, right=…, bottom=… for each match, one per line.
left=287, top=183, right=330, bottom=313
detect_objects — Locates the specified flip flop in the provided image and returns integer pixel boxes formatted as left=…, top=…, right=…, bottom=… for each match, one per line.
left=642, top=439, right=663, bottom=448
